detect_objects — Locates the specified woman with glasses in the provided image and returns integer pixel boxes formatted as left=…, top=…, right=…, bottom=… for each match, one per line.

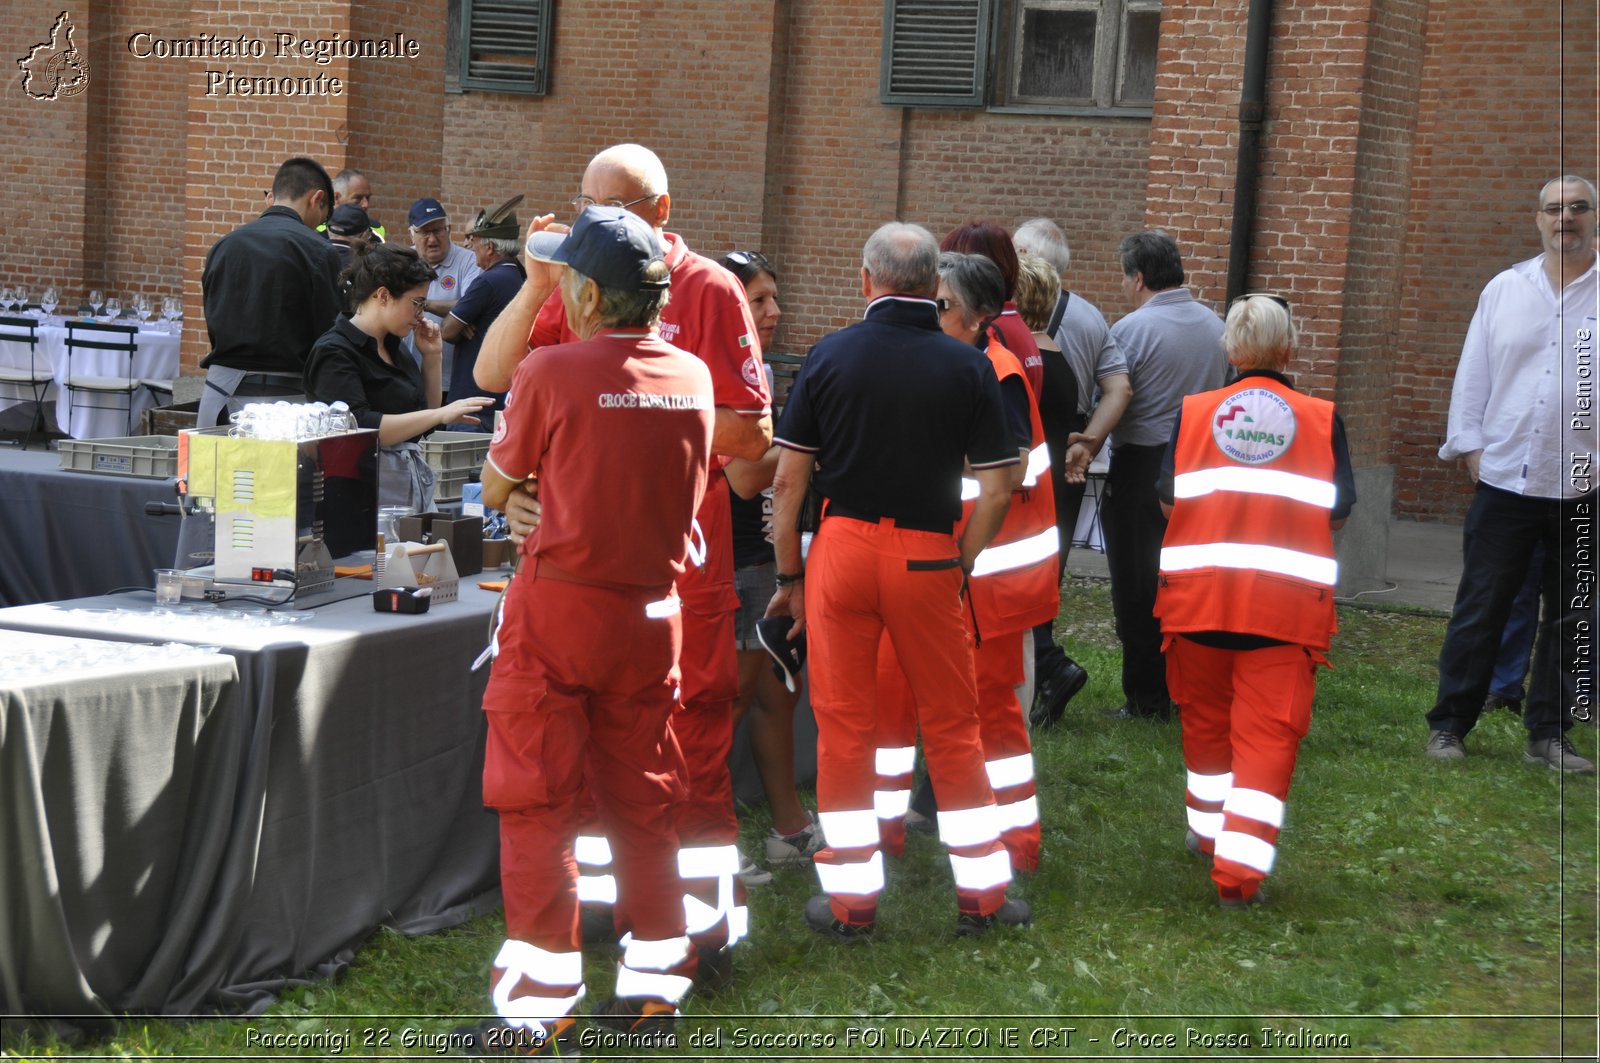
left=717, top=250, right=824, bottom=882
left=305, top=240, right=494, bottom=509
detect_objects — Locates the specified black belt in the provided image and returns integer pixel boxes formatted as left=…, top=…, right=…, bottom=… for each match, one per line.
left=824, top=501, right=951, bottom=536
left=206, top=372, right=303, bottom=396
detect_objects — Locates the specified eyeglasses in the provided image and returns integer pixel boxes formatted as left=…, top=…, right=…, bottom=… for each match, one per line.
left=1541, top=202, right=1593, bottom=217
left=570, top=192, right=661, bottom=213
left=1229, top=293, right=1291, bottom=314
left=936, top=297, right=960, bottom=313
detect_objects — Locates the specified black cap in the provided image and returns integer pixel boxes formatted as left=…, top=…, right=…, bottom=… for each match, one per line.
left=328, top=204, right=370, bottom=237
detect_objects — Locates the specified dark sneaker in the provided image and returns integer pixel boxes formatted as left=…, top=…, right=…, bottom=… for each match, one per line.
left=1484, top=694, right=1522, bottom=716
left=690, top=943, right=733, bottom=995
left=1184, top=829, right=1212, bottom=863
left=1030, top=658, right=1088, bottom=728
left=956, top=897, right=1033, bottom=936
left=1218, top=890, right=1268, bottom=910
left=803, top=894, right=874, bottom=942
left=590, top=997, right=678, bottom=1040
left=580, top=903, right=618, bottom=946
left=1423, top=730, right=1467, bottom=761
left=1524, top=735, right=1597, bottom=774
left=756, top=615, right=806, bottom=693
left=456, top=1017, right=579, bottom=1057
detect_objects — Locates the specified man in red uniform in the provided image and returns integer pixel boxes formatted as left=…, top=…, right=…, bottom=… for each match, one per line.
left=466, top=206, right=713, bottom=1052
left=1154, top=294, right=1355, bottom=908
left=768, top=222, right=1031, bottom=937
left=474, top=144, right=771, bottom=976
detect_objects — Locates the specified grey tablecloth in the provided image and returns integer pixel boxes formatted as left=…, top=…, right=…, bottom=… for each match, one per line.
left=0, top=584, right=503, bottom=1017
left=0, top=448, right=180, bottom=607
left=0, top=634, right=241, bottom=1018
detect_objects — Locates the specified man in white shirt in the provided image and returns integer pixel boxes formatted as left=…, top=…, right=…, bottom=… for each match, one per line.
left=1426, top=175, right=1599, bottom=773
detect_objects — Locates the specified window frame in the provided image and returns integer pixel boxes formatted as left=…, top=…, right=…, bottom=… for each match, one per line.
left=455, top=0, right=554, bottom=97
left=880, top=0, right=1158, bottom=117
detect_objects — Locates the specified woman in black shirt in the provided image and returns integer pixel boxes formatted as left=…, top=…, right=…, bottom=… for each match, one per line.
left=305, top=241, right=493, bottom=509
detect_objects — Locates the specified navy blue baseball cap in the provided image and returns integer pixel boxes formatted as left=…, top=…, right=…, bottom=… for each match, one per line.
left=526, top=206, right=669, bottom=291
left=408, top=197, right=447, bottom=229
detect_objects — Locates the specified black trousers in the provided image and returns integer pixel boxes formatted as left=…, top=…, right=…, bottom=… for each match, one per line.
left=1427, top=483, right=1595, bottom=741
left=1101, top=443, right=1171, bottom=710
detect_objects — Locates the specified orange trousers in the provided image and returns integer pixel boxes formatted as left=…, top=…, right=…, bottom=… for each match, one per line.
left=876, top=626, right=1040, bottom=872
left=806, top=516, right=1009, bottom=925
left=1164, top=635, right=1319, bottom=903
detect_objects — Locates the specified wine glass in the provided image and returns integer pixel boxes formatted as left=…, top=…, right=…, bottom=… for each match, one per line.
left=131, top=293, right=151, bottom=322
left=162, top=296, right=183, bottom=333
left=39, top=286, right=58, bottom=318
left=8, top=288, right=23, bottom=314
left=88, top=289, right=104, bottom=318
left=0, top=288, right=12, bottom=317
left=104, top=296, right=121, bottom=320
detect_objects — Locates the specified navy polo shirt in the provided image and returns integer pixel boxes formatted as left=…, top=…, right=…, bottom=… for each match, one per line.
left=447, top=257, right=526, bottom=408
left=775, top=296, right=1018, bottom=530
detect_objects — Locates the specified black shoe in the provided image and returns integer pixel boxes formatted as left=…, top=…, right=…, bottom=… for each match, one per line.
left=579, top=903, right=618, bottom=946
left=590, top=996, right=678, bottom=1039
left=756, top=615, right=807, bottom=693
left=803, top=894, right=874, bottom=942
left=1104, top=701, right=1172, bottom=721
left=456, top=1017, right=580, bottom=1057
left=1030, top=658, right=1088, bottom=728
left=691, top=944, right=733, bottom=995
left=1218, top=890, right=1268, bottom=910
left=1485, top=694, right=1522, bottom=716
left=956, top=897, right=1033, bottom=936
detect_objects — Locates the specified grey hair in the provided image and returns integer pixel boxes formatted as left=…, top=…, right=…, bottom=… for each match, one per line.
left=562, top=262, right=671, bottom=329
left=332, top=168, right=365, bottom=195
left=1540, top=175, right=1599, bottom=208
left=862, top=222, right=939, bottom=297
left=484, top=236, right=521, bottom=259
left=1013, top=217, right=1071, bottom=277
left=936, top=251, right=1005, bottom=329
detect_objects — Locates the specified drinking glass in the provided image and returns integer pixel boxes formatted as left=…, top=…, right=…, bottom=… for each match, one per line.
left=0, top=288, right=12, bottom=316
left=162, top=296, right=183, bottom=333
left=88, top=289, right=104, bottom=317
left=39, top=286, right=58, bottom=317
left=104, top=296, right=122, bottom=319
left=9, top=288, right=25, bottom=314
left=131, top=293, right=150, bottom=322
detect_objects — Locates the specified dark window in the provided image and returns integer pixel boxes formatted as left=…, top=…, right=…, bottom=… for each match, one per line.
left=880, top=0, right=1160, bottom=113
left=456, top=0, right=553, bottom=96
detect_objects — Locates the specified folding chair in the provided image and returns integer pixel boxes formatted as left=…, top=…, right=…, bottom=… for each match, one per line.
left=0, top=315, right=53, bottom=449
left=63, top=321, right=141, bottom=436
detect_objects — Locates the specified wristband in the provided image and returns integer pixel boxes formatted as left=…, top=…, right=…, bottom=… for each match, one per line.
left=775, top=570, right=805, bottom=587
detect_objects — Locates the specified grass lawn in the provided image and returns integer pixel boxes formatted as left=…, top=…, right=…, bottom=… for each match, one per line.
left=5, top=576, right=1597, bottom=1061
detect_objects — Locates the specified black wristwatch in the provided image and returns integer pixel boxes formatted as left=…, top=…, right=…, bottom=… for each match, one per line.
left=775, top=570, right=805, bottom=587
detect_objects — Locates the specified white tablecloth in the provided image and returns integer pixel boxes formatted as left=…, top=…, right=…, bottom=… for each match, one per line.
left=0, top=318, right=181, bottom=439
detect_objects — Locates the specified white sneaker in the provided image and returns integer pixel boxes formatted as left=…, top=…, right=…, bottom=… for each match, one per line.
left=765, top=812, right=824, bottom=867
left=738, top=852, right=773, bottom=886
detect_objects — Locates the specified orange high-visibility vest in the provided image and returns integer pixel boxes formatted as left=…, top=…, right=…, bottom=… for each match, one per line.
left=1155, top=375, right=1339, bottom=649
left=958, top=331, right=1060, bottom=635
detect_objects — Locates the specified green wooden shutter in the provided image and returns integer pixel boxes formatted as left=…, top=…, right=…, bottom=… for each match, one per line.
left=460, top=0, right=553, bottom=95
left=881, top=0, right=993, bottom=106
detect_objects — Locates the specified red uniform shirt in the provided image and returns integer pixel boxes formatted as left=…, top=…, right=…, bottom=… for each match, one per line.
left=488, top=330, right=714, bottom=589
left=994, top=304, right=1044, bottom=398
left=528, top=232, right=770, bottom=611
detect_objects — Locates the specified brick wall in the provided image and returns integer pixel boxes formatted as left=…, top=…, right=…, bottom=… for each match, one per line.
left=1394, top=0, right=1599, bottom=520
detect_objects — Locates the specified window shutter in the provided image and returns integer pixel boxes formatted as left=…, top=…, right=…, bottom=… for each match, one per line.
left=881, top=0, right=993, bottom=106
left=460, top=0, right=553, bottom=95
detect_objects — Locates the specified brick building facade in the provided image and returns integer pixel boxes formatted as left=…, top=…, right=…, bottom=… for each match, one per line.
left=3, top=0, right=1594, bottom=544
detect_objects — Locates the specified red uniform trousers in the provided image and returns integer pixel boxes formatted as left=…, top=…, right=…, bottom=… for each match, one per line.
left=876, top=626, right=1040, bottom=872
left=1164, top=635, right=1320, bottom=903
left=670, top=595, right=746, bottom=950
left=482, top=571, right=695, bottom=1025
left=808, top=515, right=1010, bottom=926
